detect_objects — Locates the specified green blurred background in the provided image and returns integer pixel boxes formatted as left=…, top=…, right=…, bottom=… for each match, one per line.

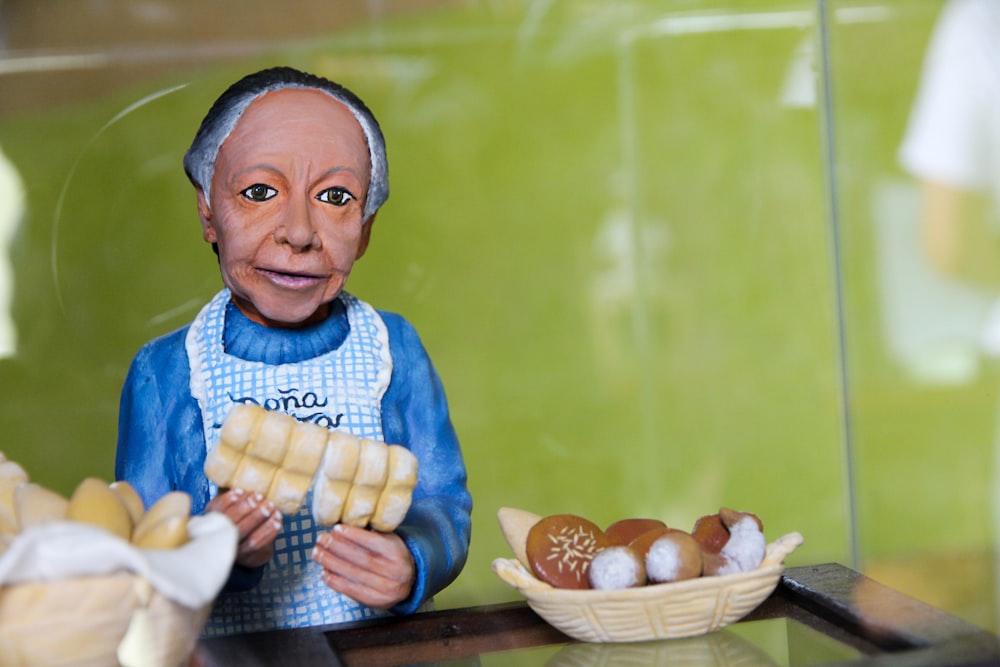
left=0, top=0, right=996, bottom=633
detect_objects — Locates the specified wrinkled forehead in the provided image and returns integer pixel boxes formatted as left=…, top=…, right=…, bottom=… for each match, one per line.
left=221, top=86, right=369, bottom=163
left=204, top=84, right=379, bottom=187
left=220, top=88, right=369, bottom=165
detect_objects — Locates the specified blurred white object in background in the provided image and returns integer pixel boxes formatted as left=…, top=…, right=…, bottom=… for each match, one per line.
left=0, top=145, right=23, bottom=360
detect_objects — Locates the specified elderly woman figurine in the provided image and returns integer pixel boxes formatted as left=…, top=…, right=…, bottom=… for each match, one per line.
left=115, top=67, right=472, bottom=636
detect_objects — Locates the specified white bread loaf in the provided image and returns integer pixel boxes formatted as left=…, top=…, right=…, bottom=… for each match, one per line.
left=204, top=405, right=419, bottom=530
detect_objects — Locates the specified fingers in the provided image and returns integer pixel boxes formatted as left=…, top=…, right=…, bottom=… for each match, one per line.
left=312, top=525, right=415, bottom=609
left=208, top=489, right=282, bottom=535
left=206, top=490, right=417, bottom=607
left=207, top=489, right=284, bottom=568
left=237, top=510, right=283, bottom=567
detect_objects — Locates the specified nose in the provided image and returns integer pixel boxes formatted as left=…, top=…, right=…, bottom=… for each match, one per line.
left=274, top=197, right=321, bottom=251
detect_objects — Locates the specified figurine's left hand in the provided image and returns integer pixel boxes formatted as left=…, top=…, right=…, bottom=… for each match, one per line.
left=312, top=523, right=415, bottom=609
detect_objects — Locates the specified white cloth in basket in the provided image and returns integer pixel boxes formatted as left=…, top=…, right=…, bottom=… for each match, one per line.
left=0, top=513, right=237, bottom=609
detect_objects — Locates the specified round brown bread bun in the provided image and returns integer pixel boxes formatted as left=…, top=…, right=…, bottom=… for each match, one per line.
left=626, top=526, right=673, bottom=558
left=691, top=512, right=729, bottom=554
left=604, top=517, right=668, bottom=546
left=644, top=530, right=703, bottom=584
left=588, top=545, right=647, bottom=590
left=526, top=514, right=612, bottom=589
left=719, top=507, right=763, bottom=531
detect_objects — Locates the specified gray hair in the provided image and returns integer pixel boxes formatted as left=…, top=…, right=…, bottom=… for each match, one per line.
left=183, top=67, right=388, bottom=222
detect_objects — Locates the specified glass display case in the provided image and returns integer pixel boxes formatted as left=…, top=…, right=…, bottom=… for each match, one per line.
left=0, top=0, right=996, bottom=644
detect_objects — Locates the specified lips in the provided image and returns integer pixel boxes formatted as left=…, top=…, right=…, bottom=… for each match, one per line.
left=257, top=267, right=328, bottom=289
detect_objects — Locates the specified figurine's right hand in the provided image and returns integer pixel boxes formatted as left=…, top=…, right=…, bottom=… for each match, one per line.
left=206, top=488, right=283, bottom=568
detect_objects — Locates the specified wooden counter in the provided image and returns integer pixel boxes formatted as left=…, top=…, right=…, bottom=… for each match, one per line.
left=193, top=563, right=1000, bottom=666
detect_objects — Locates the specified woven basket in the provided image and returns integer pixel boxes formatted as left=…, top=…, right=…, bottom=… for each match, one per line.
left=492, top=531, right=803, bottom=643
left=0, top=572, right=210, bottom=667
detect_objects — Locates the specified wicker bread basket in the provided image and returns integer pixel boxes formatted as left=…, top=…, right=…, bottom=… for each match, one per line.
left=492, top=530, right=803, bottom=643
left=0, top=514, right=236, bottom=667
left=0, top=573, right=210, bottom=667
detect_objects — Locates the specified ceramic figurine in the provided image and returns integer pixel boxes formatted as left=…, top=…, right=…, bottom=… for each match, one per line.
left=115, top=67, right=471, bottom=636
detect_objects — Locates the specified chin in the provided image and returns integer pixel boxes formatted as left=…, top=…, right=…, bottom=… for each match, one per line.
left=228, top=284, right=334, bottom=328
left=264, top=308, right=326, bottom=328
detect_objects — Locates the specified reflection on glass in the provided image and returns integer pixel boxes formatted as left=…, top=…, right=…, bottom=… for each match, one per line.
left=477, top=619, right=859, bottom=667
left=895, top=0, right=1000, bottom=383
left=0, top=145, right=22, bottom=359
left=901, top=0, right=1000, bottom=626
left=544, top=627, right=779, bottom=667
left=820, top=0, right=1000, bottom=631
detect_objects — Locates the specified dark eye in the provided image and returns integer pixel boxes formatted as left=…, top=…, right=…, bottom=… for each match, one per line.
left=241, top=184, right=277, bottom=202
left=316, top=187, right=355, bottom=206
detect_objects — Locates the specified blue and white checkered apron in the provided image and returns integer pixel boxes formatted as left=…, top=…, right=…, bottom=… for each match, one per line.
left=188, top=288, right=393, bottom=636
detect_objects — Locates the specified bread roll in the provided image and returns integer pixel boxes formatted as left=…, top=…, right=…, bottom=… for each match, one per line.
left=693, top=508, right=766, bottom=575
left=0, top=458, right=28, bottom=535
left=219, top=409, right=299, bottom=498
left=283, top=420, right=329, bottom=474
left=208, top=408, right=303, bottom=500
left=134, top=515, right=188, bottom=550
left=132, top=491, right=191, bottom=549
left=205, top=403, right=266, bottom=488
left=66, top=478, right=133, bottom=541
left=643, top=530, right=703, bottom=583
left=229, top=457, right=278, bottom=497
left=0, top=479, right=24, bottom=535
left=248, top=409, right=295, bottom=465
left=218, top=403, right=264, bottom=450
left=588, top=545, right=647, bottom=590
left=605, top=518, right=668, bottom=547
left=0, top=459, right=28, bottom=484
left=266, top=420, right=328, bottom=515
left=341, top=438, right=389, bottom=527
left=202, top=442, right=244, bottom=490
left=109, top=480, right=146, bottom=524
left=712, top=508, right=766, bottom=575
left=627, top=526, right=672, bottom=558
left=312, top=430, right=361, bottom=525
left=526, top=514, right=611, bottom=589
left=369, top=445, right=418, bottom=532
left=14, top=483, right=68, bottom=530
left=691, top=512, right=729, bottom=554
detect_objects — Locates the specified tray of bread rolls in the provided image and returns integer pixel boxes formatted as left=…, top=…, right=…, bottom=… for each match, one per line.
left=491, top=507, right=803, bottom=643
left=0, top=452, right=237, bottom=667
left=204, top=403, right=418, bottom=531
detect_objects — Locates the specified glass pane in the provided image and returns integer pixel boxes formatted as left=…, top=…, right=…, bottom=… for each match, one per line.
left=0, top=0, right=847, bottom=617
left=828, top=0, right=999, bottom=631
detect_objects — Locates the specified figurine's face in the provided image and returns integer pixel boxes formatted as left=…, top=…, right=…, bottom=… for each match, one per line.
left=199, top=88, right=374, bottom=328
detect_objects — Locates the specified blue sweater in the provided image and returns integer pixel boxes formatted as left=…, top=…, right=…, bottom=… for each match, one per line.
left=115, top=297, right=472, bottom=616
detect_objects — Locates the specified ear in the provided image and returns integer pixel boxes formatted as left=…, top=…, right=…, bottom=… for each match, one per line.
left=196, top=188, right=217, bottom=244
left=356, top=213, right=376, bottom=259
